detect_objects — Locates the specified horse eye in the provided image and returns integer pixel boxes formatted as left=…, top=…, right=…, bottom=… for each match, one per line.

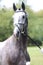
left=19, top=8, right=21, bottom=10
left=22, top=16, right=25, bottom=19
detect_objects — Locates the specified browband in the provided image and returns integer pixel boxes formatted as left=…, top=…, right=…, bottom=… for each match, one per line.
left=15, top=10, right=26, bottom=14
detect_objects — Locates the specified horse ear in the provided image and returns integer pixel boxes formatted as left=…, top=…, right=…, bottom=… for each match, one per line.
left=13, top=3, right=17, bottom=11
left=21, top=2, right=25, bottom=10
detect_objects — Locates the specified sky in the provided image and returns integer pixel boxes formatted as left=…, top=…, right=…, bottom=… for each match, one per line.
left=0, top=0, right=43, bottom=12
left=28, top=0, right=43, bottom=11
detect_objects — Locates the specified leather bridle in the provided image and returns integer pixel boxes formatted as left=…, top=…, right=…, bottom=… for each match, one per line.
left=14, top=11, right=27, bottom=34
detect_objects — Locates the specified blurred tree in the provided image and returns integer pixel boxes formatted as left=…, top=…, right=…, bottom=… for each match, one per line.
left=19, top=0, right=27, bottom=5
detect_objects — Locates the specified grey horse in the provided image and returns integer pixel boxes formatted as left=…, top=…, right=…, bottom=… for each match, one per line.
left=0, top=2, right=30, bottom=65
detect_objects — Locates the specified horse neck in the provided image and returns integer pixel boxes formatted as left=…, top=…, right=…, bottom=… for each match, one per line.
left=21, top=32, right=28, bottom=50
left=22, top=31, right=27, bottom=43
left=12, top=32, right=27, bottom=49
left=12, top=34, right=22, bottom=47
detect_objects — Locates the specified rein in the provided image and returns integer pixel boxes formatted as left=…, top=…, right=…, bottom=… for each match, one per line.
left=21, top=33, right=41, bottom=49
left=15, top=24, right=41, bottom=49
left=14, top=11, right=41, bottom=49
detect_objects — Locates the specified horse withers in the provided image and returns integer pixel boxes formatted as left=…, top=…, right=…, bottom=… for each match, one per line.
left=0, top=2, right=30, bottom=65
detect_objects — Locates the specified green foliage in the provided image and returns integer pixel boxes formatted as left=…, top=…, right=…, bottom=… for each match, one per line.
left=25, top=6, right=43, bottom=45
left=0, top=9, right=13, bottom=41
left=36, top=10, right=43, bottom=17
left=0, top=6, right=43, bottom=46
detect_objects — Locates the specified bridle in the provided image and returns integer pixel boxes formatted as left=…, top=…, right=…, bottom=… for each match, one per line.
left=15, top=10, right=26, bottom=14
left=14, top=10, right=27, bottom=34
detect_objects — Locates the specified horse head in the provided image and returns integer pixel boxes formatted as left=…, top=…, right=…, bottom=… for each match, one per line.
left=12, top=2, right=28, bottom=39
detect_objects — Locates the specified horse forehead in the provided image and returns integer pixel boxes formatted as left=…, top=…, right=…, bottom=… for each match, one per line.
left=18, top=12, right=25, bottom=16
left=13, top=12, right=25, bottom=18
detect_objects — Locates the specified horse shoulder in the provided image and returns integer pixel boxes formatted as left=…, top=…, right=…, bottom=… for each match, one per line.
left=0, top=35, right=13, bottom=50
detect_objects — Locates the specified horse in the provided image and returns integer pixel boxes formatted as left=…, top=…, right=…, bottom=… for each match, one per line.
left=0, top=2, right=30, bottom=65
